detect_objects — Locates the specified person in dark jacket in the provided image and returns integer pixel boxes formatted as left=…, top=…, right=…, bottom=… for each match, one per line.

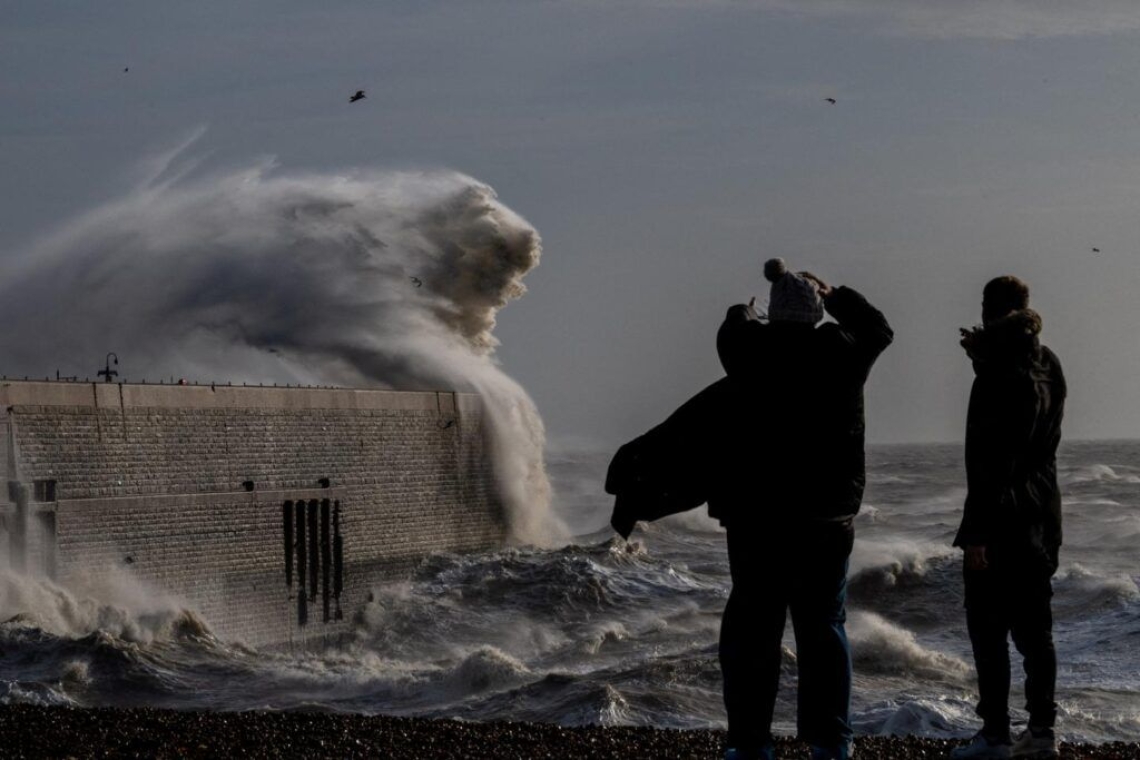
left=950, top=276, right=1066, bottom=760
left=714, top=258, right=893, bottom=760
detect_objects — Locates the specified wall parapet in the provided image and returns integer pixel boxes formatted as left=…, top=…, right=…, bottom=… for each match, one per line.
left=0, top=380, right=480, bottom=414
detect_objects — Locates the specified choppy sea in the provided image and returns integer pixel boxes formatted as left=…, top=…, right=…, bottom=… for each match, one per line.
left=2, top=441, right=1138, bottom=742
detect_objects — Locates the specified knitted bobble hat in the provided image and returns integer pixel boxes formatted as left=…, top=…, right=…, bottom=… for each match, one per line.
left=764, top=257, right=824, bottom=324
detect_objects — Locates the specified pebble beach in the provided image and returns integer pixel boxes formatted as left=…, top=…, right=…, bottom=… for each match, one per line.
left=1, top=706, right=1137, bottom=759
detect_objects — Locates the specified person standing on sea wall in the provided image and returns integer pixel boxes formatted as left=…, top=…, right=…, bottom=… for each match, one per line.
left=713, top=259, right=893, bottom=760
left=950, top=276, right=1067, bottom=760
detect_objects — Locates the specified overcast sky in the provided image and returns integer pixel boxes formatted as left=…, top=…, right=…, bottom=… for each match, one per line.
left=3, top=2, right=1140, bottom=447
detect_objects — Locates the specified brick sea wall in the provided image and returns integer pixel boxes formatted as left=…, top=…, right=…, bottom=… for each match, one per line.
left=0, top=381, right=507, bottom=647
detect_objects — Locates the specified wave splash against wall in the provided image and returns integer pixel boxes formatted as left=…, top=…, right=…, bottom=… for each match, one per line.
left=0, top=146, right=565, bottom=546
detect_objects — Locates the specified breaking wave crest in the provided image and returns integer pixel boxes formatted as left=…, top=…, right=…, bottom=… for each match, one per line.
left=1054, top=564, right=1140, bottom=612
left=0, top=570, right=209, bottom=645
left=1063, top=463, right=1140, bottom=486
left=848, top=611, right=969, bottom=680
left=0, top=142, right=563, bottom=545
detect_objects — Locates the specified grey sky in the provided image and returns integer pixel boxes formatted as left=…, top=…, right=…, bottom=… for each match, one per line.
left=3, top=2, right=1139, bottom=446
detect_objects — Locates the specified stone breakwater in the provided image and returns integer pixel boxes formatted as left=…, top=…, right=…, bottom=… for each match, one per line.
left=0, top=706, right=1137, bottom=759
left=0, top=380, right=506, bottom=648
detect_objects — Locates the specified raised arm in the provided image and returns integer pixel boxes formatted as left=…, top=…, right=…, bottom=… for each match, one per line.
left=822, top=285, right=894, bottom=380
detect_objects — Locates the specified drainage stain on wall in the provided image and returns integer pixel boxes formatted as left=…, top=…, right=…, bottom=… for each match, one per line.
left=287, top=497, right=340, bottom=629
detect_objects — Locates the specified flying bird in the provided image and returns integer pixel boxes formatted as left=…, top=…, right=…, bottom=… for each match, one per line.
left=123, top=67, right=129, bottom=73
left=825, top=97, right=837, bottom=104
left=349, top=90, right=366, bottom=103
left=1092, top=247, right=1101, bottom=253
left=410, top=276, right=423, bottom=288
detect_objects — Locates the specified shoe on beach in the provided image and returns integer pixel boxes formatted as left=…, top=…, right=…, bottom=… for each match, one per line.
left=1010, top=727, right=1058, bottom=758
left=949, top=733, right=1011, bottom=759
left=725, top=745, right=776, bottom=760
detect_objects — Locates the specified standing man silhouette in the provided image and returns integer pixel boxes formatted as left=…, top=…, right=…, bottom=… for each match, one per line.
left=951, top=276, right=1066, bottom=760
left=715, top=258, right=893, bottom=760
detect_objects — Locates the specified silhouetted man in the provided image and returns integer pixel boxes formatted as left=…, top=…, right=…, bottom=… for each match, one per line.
left=951, top=276, right=1066, bottom=760
left=714, top=258, right=893, bottom=760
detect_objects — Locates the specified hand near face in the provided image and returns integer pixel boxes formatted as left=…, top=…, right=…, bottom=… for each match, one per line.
left=799, top=271, right=833, bottom=299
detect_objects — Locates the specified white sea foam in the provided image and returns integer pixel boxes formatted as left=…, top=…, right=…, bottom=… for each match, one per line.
left=1063, top=463, right=1140, bottom=485
left=853, top=697, right=976, bottom=737
left=1055, top=564, right=1140, bottom=608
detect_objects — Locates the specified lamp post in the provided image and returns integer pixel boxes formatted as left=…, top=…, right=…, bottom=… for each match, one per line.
left=98, top=353, right=119, bottom=383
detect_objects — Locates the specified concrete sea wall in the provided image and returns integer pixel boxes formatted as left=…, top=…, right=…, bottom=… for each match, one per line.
left=0, top=380, right=507, bottom=647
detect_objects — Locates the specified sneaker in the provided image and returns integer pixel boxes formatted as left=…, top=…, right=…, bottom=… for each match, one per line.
left=949, top=733, right=1011, bottom=759
left=1010, top=727, right=1058, bottom=758
left=725, top=745, right=776, bottom=760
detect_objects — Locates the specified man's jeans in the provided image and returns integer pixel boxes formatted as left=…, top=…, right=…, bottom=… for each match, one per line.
left=720, top=519, right=855, bottom=754
left=964, top=559, right=1057, bottom=740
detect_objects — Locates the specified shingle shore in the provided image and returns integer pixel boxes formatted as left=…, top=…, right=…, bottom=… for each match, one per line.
left=0, top=705, right=1136, bottom=759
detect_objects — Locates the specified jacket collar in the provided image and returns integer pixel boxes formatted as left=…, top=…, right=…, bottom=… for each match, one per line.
left=967, top=308, right=1042, bottom=367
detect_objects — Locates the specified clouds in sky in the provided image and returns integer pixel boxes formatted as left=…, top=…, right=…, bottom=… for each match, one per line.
left=644, top=0, right=1140, bottom=40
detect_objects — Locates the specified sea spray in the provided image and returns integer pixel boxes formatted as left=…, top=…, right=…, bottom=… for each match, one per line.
left=0, top=569, right=201, bottom=644
left=0, top=149, right=565, bottom=545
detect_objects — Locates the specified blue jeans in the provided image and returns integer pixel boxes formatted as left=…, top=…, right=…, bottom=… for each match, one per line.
left=720, top=519, right=854, bottom=754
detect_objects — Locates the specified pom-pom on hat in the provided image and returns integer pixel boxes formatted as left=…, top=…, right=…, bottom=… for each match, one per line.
left=764, top=257, right=824, bottom=324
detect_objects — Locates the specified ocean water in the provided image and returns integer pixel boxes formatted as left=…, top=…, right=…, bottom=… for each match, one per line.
left=2, top=441, right=1138, bottom=742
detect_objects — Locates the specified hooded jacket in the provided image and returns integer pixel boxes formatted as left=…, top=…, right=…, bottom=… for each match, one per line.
left=953, top=309, right=1066, bottom=573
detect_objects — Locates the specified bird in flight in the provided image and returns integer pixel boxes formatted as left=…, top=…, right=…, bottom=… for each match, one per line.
left=825, top=97, right=837, bottom=104
left=1092, top=247, right=1101, bottom=253
left=349, top=90, right=366, bottom=103
left=410, top=276, right=423, bottom=288
left=123, top=67, right=129, bottom=73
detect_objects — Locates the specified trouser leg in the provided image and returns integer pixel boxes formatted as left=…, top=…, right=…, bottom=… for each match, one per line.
left=790, top=523, right=854, bottom=750
left=964, top=567, right=1012, bottom=741
left=721, top=527, right=786, bottom=751
left=720, top=583, right=786, bottom=750
left=1010, top=576, right=1057, bottom=731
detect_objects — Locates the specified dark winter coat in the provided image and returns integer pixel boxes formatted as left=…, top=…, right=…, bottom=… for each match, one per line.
left=605, top=378, right=735, bottom=539
left=712, top=286, right=893, bottom=525
left=953, top=309, right=1066, bottom=573
left=606, top=286, right=891, bottom=538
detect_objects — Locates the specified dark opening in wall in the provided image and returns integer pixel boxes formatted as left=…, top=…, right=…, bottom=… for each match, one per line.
left=32, top=479, right=57, bottom=503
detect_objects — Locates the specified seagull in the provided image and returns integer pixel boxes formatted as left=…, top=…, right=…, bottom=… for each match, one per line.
left=1092, top=247, right=1101, bottom=253
left=825, top=97, right=837, bottom=104
left=410, top=276, right=423, bottom=288
left=349, top=90, right=365, bottom=103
